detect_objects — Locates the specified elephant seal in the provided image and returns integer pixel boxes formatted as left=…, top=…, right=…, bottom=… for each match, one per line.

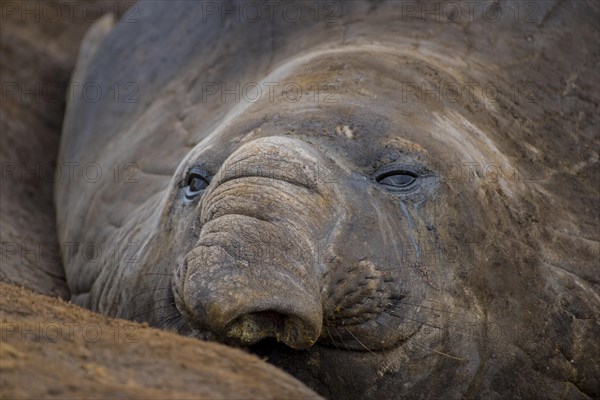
left=56, top=1, right=599, bottom=399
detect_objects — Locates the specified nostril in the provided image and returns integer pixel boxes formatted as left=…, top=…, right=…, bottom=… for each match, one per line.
left=225, top=310, right=320, bottom=350
left=250, top=310, right=286, bottom=331
left=227, top=311, right=284, bottom=341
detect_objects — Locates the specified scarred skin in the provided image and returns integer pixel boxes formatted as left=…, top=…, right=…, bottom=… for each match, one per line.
left=56, top=1, right=599, bottom=399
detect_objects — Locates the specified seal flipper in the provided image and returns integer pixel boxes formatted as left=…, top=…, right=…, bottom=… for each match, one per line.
left=56, top=14, right=115, bottom=301
left=69, top=13, right=115, bottom=86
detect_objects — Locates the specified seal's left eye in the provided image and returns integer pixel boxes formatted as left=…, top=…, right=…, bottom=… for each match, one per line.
left=184, top=167, right=210, bottom=201
left=374, top=169, right=418, bottom=191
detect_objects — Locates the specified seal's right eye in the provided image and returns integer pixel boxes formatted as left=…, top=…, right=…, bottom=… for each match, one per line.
left=376, top=171, right=417, bottom=188
left=183, top=167, right=210, bottom=201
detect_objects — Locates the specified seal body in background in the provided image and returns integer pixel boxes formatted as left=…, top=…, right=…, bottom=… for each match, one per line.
left=56, top=1, right=600, bottom=399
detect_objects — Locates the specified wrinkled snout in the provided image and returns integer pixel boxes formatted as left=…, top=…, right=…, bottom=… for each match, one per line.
left=175, top=137, right=341, bottom=349
left=180, top=242, right=323, bottom=349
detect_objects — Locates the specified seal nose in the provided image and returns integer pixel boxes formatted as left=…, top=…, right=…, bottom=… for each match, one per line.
left=180, top=245, right=323, bottom=350
left=176, top=136, right=334, bottom=349
left=197, top=278, right=323, bottom=350
left=215, top=304, right=322, bottom=350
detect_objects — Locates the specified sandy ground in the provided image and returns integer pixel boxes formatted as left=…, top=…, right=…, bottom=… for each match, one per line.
left=0, top=283, right=321, bottom=399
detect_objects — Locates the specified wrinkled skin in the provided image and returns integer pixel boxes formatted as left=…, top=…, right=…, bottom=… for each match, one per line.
left=56, top=1, right=599, bottom=399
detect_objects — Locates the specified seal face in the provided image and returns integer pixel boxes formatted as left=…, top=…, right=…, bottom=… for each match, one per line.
left=171, top=132, right=438, bottom=351
left=56, top=2, right=600, bottom=399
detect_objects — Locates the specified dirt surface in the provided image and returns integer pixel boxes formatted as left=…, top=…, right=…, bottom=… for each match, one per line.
left=0, top=283, right=321, bottom=399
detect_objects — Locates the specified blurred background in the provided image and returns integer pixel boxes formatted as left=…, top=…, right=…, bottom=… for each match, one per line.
left=1, top=0, right=134, bottom=297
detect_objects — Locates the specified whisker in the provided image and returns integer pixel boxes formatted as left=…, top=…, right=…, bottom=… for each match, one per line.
left=327, top=296, right=469, bottom=361
left=165, top=314, right=184, bottom=330
left=154, top=311, right=182, bottom=329
left=385, top=309, right=445, bottom=331
left=355, top=303, right=448, bottom=333
left=374, top=320, right=465, bottom=361
left=388, top=301, right=464, bottom=316
left=428, top=348, right=465, bottom=361
left=136, top=295, right=176, bottom=309
left=152, top=311, right=179, bottom=328
left=374, top=319, right=398, bottom=333
left=383, top=308, right=475, bottom=338
left=330, top=325, right=348, bottom=349
left=130, top=301, right=176, bottom=320
left=178, top=319, right=192, bottom=335
left=324, top=324, right=339, bottom=350
left=344, top=327, right=376, bottom=355
left=131, top=286, right=173, bottom=301
left=139, top=272, right=174, bottom=277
